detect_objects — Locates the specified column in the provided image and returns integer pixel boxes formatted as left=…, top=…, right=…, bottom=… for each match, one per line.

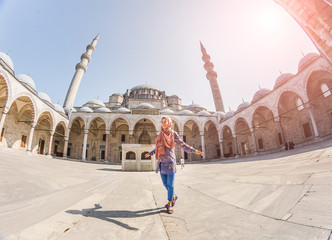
left=179, top=131, right=185, bottom=160
left=47, top=130, right=54, bottom=156
left=129, top=130, right=134, bottom=144
left=63, top=137, right=69, bottom=158
left=200, top=131, right=206, bottom=160
left=0, top=108, right=8, bottom=140
left=251, top=130, right=258, bottom=153
left=27, top=122, right=36, bottom=152
left=276, top=119, right=285, bottom=144
left=105, top=130, right=110, bottom=162
left=305, top=103, right=319, bottom=137
left=82, top=129, right=88, bottom=160
left=219, top=140, right=224, bottom=158
left=234, top=135, right=239, bottom=156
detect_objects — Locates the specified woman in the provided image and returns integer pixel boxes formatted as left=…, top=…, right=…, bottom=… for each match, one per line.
left=145, top=117, right=204, bottom=214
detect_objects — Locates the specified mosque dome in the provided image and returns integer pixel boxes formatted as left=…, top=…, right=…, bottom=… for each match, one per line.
left=115, top=107, right=131, bottom=113
left=95, top=107, right=111, bottom=113
left=131, top=84, right=160, bottom=91
left=53, top=104, right=65, bottom=114
left=64, top=106, right=77, bottom=113
left=224, top=111, right=235, bottom=118
left=298, top=52, right=319, bottom=71
left=186, top=103, right=204, bottom=110
left=0, top=52, right=14, bottom=70
left=274, top=73, right=294, bottom=89
left=136, top=103, right=155, bottom=109
left=16, top=74, right=36, bottom=90
left=38, top=92, right=52, bottom=103
left=130, top=84, right=162, bottom=100
left=160, top=109, right=175, bottom=114
left=78, top=107, right=93, bottom=113
left=178, top=109, right=194, bottom=115
left=213, top=111, right=225, bottom=118
left=237, top=102, right=250, bottom=111
left=252, top=88, right=271, bottom=103
left=197, top=110, right=211, bottom=116
left=84, top=99, right=105, bottom=108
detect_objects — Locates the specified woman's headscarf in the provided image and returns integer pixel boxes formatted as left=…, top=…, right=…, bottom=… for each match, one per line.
left=155, top=117, right=175, bottom=158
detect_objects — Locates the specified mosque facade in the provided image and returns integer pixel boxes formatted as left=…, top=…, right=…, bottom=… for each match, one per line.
left=0, top=0, right=331, bottom=163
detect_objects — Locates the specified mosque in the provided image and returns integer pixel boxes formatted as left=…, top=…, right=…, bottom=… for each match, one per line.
left=0, top=0, right=331, bottom=164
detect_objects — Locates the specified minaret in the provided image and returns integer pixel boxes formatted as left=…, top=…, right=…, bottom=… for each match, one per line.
left=63, top=33, right=100, bottom=110
left=200, top=42, right=225, bottom=112
left=274, top=0, right=332, bottom=64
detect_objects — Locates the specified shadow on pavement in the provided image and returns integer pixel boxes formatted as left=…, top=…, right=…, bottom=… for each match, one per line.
left=66, top=204, right=164, bottom=231
left=97, top=168, right=122, bottom=172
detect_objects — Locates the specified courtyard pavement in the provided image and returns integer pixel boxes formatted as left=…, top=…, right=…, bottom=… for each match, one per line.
left=1, top=139, right=332, bottom=240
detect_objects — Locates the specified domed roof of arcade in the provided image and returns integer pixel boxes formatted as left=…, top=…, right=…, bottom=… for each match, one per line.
left=252, top=88, right=271, bottom=103
left=16, top=74, right=36, bottom=90
left=115, top=107, right=130, bottom=113
left=83, top=99, right=105, bottom=108
left=197, top=110, right=211, bottom=116
left=78, top=107, right=93, bottom=113
left=237, top=102, right=250, bottom=111
left=0, top=52, right=14, bottom=70
left=38, top=92, right=52, bottom=104
left=274, top=73, right=294, bottom=89
left=178, top=109, right=194, bottom=115
left=298, top=52, right=320, bottom=71
left=95, top=107, right=111, bottom=113
left=160, top=109, right=175, bottom=114
left=53, top=104, right=65, bottom=114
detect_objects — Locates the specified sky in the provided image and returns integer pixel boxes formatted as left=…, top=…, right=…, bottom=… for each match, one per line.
left=0, top=0, right=318, bottom=112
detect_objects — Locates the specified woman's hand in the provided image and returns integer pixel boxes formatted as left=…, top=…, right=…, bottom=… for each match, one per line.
left=145, top=153, right=150, bottom=158
left=195, top=150, right=204, bottom=157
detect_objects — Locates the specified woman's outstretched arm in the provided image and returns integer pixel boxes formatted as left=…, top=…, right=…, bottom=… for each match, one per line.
left=174, top=132, right=204, bottom=157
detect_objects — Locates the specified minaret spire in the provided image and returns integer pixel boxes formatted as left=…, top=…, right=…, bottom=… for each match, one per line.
left=63, top=34, right=100, bottom=111
left=200, top=41, right=225, bottom=112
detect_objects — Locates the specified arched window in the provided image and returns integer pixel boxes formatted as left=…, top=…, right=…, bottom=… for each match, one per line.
left=126, top=151, right=136, bottom=160
left=141, top=151, right=151, bottom=160
left=321, top=83, right=331, bottom=97
left=296, top=98, right=304, bottom=111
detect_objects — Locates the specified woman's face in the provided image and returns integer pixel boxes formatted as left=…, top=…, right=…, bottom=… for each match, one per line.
left=161, top=118, right=169, bottom=130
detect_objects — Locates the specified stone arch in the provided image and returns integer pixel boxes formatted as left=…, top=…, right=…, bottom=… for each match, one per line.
left=234, top=117, right=253, bottom=156
left=183, top=119, right=201, bottom=161
left=133, top=117, right=157, bottom=144
left=221, top=125, right=235, bottom=158
left=32, top=111, right=54, bottom=154
left=68, top=116, right=85, bottom=159
left=53, top=121, right=66, bottom=157
left=87, top=117, right=107, bottom=161
left=2, top=95, right=36, bottom=149
left=252, top=106, right=281, bottom=151
left=306, top=69, right=332, bottom=137
left=204, top=120, right=220, bottom=159
left=0, top=70, right=12, bottom=105
left=278, top=91, right=314, bottom=145
left=110, top=117, right=130, bottom=163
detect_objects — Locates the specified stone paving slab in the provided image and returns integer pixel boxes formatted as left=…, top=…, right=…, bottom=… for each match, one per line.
left=1, top=139, right=332, bottom=239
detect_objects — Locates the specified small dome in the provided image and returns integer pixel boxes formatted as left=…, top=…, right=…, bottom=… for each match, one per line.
left=115, top=107, right=131, bottom=113
left=78, top=107, right=93, bottom=113
left=160, top=109, right=175, bottom=114
left=213, top=111, right=225, bottom=118
left=136, top=103, right=155, bottom=109
left=178, top=109, right=194, bottom=115
left=95, top=107, right=111, bottom=113
left=131, top=84, right=160, bottom=91
left=186, top=103, right=204, bottom=110
left=0, top=52, right=14, bottom=70
left=16, top=74, right=36, bottom=90
left=197, top=110, right=211, bottom=116
left=38, top=92, right=52, bottom=103
left=85, top=99, right=105, bottom=107
left=274, top=73, right=294, bottom=89
left=64, top=106, right=77, bottom=113
left=237, top=102, right=250, bottom=111
left=298, top=53, right=319, bottom=71
left=252, top=88, right=271, bottom=103
left=53, top=104, right=65, bottom=114
left=224, top=111, right=235, bottom=118
left=168, top=95, right=179, bottom=98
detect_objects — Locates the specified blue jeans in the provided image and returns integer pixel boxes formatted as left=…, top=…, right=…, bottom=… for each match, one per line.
left=160, top=173, right=175, bottom=202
